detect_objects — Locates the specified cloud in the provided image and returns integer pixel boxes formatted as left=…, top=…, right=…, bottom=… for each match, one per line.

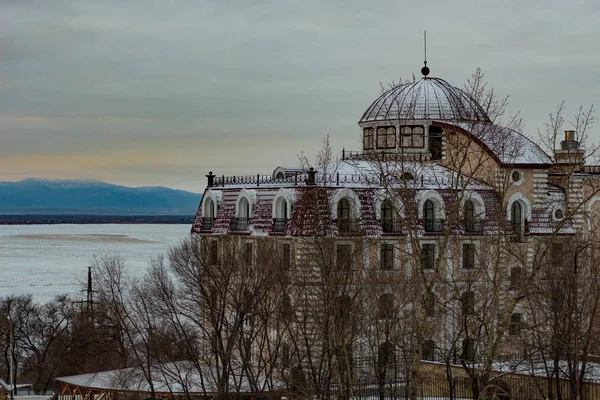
left=1, top=0, right=600, bottom=190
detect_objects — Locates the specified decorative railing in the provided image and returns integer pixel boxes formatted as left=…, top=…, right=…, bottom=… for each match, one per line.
left=272, top=218, right=287, bottom=233
left=342, top=149, right=432, bottom=163
left=463, top=218, right=484, bottom=233
left=336, top=218, right=361, bottom=234
left=209, top=171, right=456, bottom=188
left=381, top=218, right=403, bottom=234
left=422, top=218, right=444, bottom=233
left=229, top=217, right=251, bottom=232
left=200, top=217, right=214, bottom=231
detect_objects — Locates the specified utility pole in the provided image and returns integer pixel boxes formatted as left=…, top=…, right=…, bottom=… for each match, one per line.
left=8, top=315, right=14, bottom=400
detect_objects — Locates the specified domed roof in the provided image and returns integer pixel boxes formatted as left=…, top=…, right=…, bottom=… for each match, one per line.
left=360, top=77, right=491, bottom=123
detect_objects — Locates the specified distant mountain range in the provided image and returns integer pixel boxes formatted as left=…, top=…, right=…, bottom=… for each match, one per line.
left=0, top=178, right=201, bottom=215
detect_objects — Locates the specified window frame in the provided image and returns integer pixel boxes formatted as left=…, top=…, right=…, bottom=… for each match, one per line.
left=421, top=243, right=435, bottom=269
left=462, top=243, right=476, bottom=269
left=380, top=243, right=394, bottom=270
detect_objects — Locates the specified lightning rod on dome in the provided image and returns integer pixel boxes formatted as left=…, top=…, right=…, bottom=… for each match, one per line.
left=421, top=30, right=430, bottom=78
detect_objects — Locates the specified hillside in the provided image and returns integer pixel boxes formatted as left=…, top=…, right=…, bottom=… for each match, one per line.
left=0, top=178, right=201, bottom=215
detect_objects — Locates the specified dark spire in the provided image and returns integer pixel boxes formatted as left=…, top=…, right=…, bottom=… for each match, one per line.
left=421, top=30, right=430, bottom=78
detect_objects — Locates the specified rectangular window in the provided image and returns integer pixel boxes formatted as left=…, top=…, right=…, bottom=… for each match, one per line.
left=462, top=243, right=475, bottom=269
left=282, top=243, right=291, bottom=271
left=462, top=291, right=475, bottom=315
left=425, top=291, right=435, bottom=317
left=421, top=244, right=435, bottom=269
left=509, top=313, right=522, bottom=336
left=210, top=241, right=218, bottom=265
left=244, top=242, right=253, bottom=266
left=551, top=242, right=564, bottom=269
left=363, top=128, right=374, bottom=149
left=509, top=267, right=521, bottom=290
left=376, top=127, right=396, bottom=149
left=400, top=126, right=425, bottom=148
left=336, top=244, right=352, bottom=270
left=380, top=243, right=394, bottom=270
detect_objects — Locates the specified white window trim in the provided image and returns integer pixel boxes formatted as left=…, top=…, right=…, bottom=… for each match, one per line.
left=461, top=240, right=479, bottom=269
left=506, top=192, right=532, bottom=221
left=417, top=189, right=446, bottom=219
left=202, top=189, right=221, bottom=218
left=460, top=191, right=486, bottom=219
left=235, top=189, right=256, bottom=218
left=331, top=188, right=362, bottom=219
left=510, top=169, right=525, bottom=187
left=272, top=188, right=294, bottom=219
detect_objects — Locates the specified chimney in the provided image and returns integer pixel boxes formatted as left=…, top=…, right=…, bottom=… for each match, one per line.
left=561, top=130, right=579, bottom=151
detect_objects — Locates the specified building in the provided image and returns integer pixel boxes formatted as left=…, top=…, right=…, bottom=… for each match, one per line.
left=191, top=63, right=600, bottom=398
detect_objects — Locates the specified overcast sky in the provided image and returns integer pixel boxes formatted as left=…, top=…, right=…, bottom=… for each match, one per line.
left=1, top=0, right=599, bottom=193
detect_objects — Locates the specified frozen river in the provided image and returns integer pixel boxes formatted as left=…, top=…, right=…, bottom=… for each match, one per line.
left=0, top=224, right=191, bottom=302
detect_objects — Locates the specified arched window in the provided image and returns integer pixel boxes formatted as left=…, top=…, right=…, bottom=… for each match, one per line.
left=381, top=199, right=394, bottom=233
left=337, top=198, right=351, bottom=232
left=239, top=197, right=250, bottom=218
left=273, top=197, right=289, bottom=233
left=232, top=197, right=251, bottom=231
left=511, top=201, right=523, bottom=237
left=202, top=198, right=215, bottom=230
left=423, top=199, right=438, bottom=232
left=464, top=200, right=475, bottom=232
left=276, top=171, right=285, bottom=179
left=378, top=293, right=394, bottom=319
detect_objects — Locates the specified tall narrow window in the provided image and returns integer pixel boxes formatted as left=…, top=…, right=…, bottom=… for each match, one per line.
left=378, top=341, right=394, bottom=367
left=378, top=293, right=394, bottom=319
left=422, top=340, right=436, bottom=361
left=425, top=291, right=435, bottom=317
left=337, top=198, right=351, bottom=233
left=421, top=243, right=435, bottom=269
left=244, top=242, right=253, bottom=266
left=464, top=200, right=475, bottom=232
left=511, top=201, right=522, bottom=237
left=380, top=243, right=394, bottom=270
left=363, top=127, right=374, bottom=149
left=461, top=338, right=475, bottom=361
left=462, top=243, right=475, bottom=269
left=281, top=342, right=290, bottom=368
left=509, top=313, right=522, bottom=336
left=509, top=267, right=521, bottom=290
left=336, top=244, right=352, bottom=270
left=210, top=241, right=218, bottom=265
left=462, top=291, right=475, bottom=315
left=381, top=200, right=394, bottom=233
left=423, top=199, right=437, bottom=232
left=202, top=198, right=215, bottom=230
left=282, top=243, right=291, bottom=271
left=273, top=197, right=288, bottom=233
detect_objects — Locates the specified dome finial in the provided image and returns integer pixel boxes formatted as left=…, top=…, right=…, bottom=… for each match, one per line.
left=421, top=30, right=430, bottom=78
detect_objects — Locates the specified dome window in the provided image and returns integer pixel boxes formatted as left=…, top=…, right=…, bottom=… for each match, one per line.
left=376, top=126, right=396, bottom=149
left=400, top=126, right=424, bottom=148
left=363, top=127, right=374, bottom=150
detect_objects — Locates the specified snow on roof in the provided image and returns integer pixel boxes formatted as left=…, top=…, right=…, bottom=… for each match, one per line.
left=360, top=77, right=491, bottom=123
left=453, top=122, right=553, bottom=165
left=56, top=361, right=286, bottom=394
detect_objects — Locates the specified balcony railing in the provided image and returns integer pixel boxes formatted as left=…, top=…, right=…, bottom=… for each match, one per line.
left=272, top=218, right=287, bottom=233
left=422, top=218, right=444, bottom=233
left=381, top=218, right=403, bottom=234
left=463, top=218, right=483, bottom=233
left=229, top=217, right=251, bottom=232
left=336, top=218, right=361, bottom=234
left=200, top=217, right=214, bottom=231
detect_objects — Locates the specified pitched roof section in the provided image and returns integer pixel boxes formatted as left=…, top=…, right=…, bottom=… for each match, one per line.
left=437, top=121, right=553, bottom=166
left=360, top=77, right=491, bottom=123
